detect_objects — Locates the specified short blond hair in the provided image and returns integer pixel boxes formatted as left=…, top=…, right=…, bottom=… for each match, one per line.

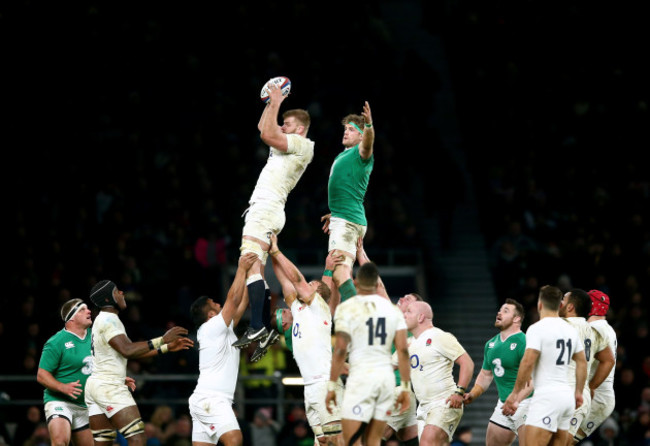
left=284, top=109, right=310, bottom=132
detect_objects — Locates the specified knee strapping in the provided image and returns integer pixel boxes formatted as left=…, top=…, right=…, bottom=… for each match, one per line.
left=240, top=239, right=268, bottom=264
left=323, top=423, right=342, bottom=436
left=119, top=418, right=145, bottom=438
left=92, top=429, right=117, bottom=442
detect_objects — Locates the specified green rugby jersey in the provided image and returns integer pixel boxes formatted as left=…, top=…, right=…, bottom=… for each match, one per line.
left=482, top=331, right=531, bottom=402
left=38, top=328, right=93, bottom=407
left=328, top=145, right=374, bottom=225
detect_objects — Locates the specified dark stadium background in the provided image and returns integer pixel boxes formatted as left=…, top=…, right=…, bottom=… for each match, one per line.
left=3, top=1, right=649, bottom=445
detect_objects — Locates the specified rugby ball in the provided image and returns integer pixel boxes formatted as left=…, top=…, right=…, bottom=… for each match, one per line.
left=260, top=76, right=291, bottom=103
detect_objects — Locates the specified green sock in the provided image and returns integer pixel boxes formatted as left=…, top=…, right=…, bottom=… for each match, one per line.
left=339, top=279, right=357, bottom=302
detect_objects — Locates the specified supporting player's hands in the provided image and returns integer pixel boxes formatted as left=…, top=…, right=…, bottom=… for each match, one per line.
left=445, top=392, right=464, bottom=409
left=501, top=393, right=518, bottom=416
left=321, top=213, right=331, bottom=234
left=125, top=376, right=136, bottom=392
left=356, top=237, right=369, bottom=265
left=325, top=250, right=346, bottom=272
left=61, top=380, right=83, bottom=399
left=269, top=233, right=279, bottom=254
left=239, top=252, right=258, bottom=270
left=394, top=389, right=411, bottom=415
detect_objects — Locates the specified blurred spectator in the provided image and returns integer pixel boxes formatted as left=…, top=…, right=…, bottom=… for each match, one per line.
left=616, top=368, right=642, bottom=414
left=626, top=407, right=650, bottom=446
left=278, top=419, right=313, bottom=446
left=12, top=406, right=42, bottom=446
left=143, top=422, right=162, bottom=446
left=278, top=405, right=308, bottom=441
left=149, top=404, right=175, bottom=444
left=249, top=407, right=280, bottom=446
left=23, top=422, right=49, bottom=446
left=164, top=414, right=192, bottom=446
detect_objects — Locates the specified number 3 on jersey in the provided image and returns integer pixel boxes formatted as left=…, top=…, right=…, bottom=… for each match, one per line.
left=366, top=317, right=387, bottom=345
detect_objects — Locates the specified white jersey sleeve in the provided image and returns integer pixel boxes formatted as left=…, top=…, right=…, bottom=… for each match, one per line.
left=90, top=312, right=128, bottom=384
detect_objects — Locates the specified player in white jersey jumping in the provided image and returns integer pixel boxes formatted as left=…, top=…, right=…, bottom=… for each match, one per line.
left=267, top=233, right=343, bottom=446
left=326, top=262, right=411, bottom=446
left=402, top=301, right=474, bottom=446
left=576, top=290, right=618, bottom=443
left=84, top=280, right=194, bottom=444
left=233, top=80, right=315, bottom=355
left=559, top=289, right=616, bottom=445
left=503, top=285, right=587, bottom=446
left=188, top=252, right=257, bottom=446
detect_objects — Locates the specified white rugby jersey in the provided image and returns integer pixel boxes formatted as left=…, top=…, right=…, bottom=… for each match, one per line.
left=249, top=133, right=314, bottom=205
left=589, top=319, right=617, bottom=390
left=408, top=326, right=466, bottom=403
left=334, top=294, right=406, bottom=378
left=192, top=313, right=240, bottom=399
left=563, top=316, right=602, bottom=393
left=525, top=317, right=583, bottom=392
left=88, top=311, right=128, bottom=384
left=291, top=293, right=333, bottom=385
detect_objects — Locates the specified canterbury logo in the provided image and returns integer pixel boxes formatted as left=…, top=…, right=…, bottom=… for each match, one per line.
left=65, top=341, right=75, bottom=349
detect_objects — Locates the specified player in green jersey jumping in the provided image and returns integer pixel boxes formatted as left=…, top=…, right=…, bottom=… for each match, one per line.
left=464, top=299, right=532, bottom=446
left=321, top=101, right=375, bottom=303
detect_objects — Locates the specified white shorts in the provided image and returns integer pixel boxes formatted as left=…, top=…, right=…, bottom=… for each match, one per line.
left=416, top=398, right=463, bottom=441
left=189, top=392, right=239, bottom=443
left=305, top=380, right=343, bottom=432
left=45, top=401, right=89, bottom=431
left=327, top=217, right=366, bottom=256
left=242, top=202, right=285, bottom=244
left=341, top=371, right=395, bottom=423
left=489, top=398, right=530, bottom=434
left=525, top=388, right=574, bottom=433
left=85, top=378, right=136, bottom=418
left=568, top=389, right=592, bottom=436
left=387, top=387, right=417, bottom=432
left=579, top=387, right=615, bottom=438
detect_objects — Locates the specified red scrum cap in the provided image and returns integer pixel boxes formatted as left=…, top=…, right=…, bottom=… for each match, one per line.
left=588, top=290, right=610, bottom=317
